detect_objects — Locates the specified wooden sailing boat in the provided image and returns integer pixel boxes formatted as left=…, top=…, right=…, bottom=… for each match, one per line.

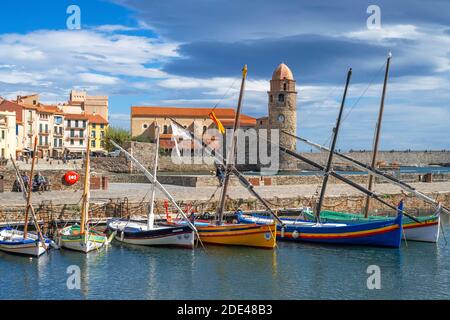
left=106, top=127, right=195, bottom=248
left=58, top=134, right=109, bottom=253
left=187, top=65, right=276, bottom=249
left=0, top=136, right=54, bottom=257
left=239, top=68, right=403, bottom=248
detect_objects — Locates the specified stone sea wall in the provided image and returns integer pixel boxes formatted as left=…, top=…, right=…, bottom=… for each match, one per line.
left=1, top=190, right=449, bottom=225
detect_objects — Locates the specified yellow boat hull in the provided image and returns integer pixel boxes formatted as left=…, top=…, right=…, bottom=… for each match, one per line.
left=197, top=223, right=276, bottom=249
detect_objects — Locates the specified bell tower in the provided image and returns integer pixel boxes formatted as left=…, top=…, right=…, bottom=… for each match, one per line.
left=268, top=63, right=297, bottom=170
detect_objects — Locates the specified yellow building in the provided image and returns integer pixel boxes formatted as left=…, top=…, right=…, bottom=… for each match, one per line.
left=87, top=114, right=108, bottom=151
left=0, top=111, right=17, bottom=159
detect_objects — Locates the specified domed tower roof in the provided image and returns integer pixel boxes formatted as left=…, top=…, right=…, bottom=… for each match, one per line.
left=272, top=63, right=294, bottom=80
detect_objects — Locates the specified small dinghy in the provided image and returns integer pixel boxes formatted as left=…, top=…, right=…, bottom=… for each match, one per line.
left=58, top=225, right=108, bottom=253
left=0, top=228, right=53, bottom=257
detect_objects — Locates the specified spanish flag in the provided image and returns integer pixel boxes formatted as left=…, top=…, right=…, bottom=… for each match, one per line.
left=209, top=111, right=225, bottom=134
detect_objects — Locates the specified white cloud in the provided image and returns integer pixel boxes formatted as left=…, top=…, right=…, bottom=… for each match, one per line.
left=0, top=28, right=179, bottom=100
left=79, top=73, right=120, bottom=85
left=94, top=25, right=138, bottom=32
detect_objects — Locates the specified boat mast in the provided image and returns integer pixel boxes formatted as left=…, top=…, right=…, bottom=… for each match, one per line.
left=23, top=135, right=38, bottom=239
left=315, top=68, right=352, bottom=223
left=363, top=53, right=392, bottom=217
left=80, top=134, right=91, bottom=235
left=148, top=126, right=160, bottom=229
left=215, top=64, right=247, bottom=226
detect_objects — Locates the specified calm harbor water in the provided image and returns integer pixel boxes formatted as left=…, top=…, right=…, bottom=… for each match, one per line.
left=1, top=215, right=449, bottom=300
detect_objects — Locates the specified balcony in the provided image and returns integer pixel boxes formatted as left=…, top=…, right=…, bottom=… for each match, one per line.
left=54, top=131, right=64, bottom=137
left=39, top=131, right=50, bottom=136
left=66, top=125, right=86, bottom=130
left=67, top=135, right=85, bottom=140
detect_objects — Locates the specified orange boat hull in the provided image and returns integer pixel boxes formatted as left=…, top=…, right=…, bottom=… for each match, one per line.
left=197, top=223, right=277, bottom=249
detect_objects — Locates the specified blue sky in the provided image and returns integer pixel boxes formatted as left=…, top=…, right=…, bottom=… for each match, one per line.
left=0, top=0, right=449, bottom=151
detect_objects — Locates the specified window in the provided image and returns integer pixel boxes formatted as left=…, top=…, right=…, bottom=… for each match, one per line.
left=33, top=100, right=36, bottom=105
left=79, top=129, right=83, bottom=137
left=39, top=136, right=43, bottom=146
left=92, top=124, right=96, bottom=129
left=100, top=131, right=104, bottom=139
left=1, top=130, right=4, bottom=139
left=91, top=131, right=96, bottom=138
left=100, top=124, right=104, bottom=129
left=269, top=95, right=273, bottom=103
left=143, top=124, right=148, bottom=129
left=91, top=140, right=96, bottom=148
left=283, top=83, right=287, bottom=91
left=54, top=139, right=57, bottom=147
left=39, top=124, right=43, bottom=133
left=75, top=120, right=79, bottom=128
left=163, top=125, right=168, bottom=134
left=59, top=139, right=62, bottom=146
left=100, top=141, right=105, bottom=148
left=70, top=129, right=75, bottom=137
left=45, top=136, right=48, bottom=146
left=70, top=139, right=74, bottom=145
left=79, top=139, right=83, bottom=146
left=45, top=124, right=48, bottom=133
left=278, top=94, right=284, bottom=102
left=82, top=121, right=86, bottom=128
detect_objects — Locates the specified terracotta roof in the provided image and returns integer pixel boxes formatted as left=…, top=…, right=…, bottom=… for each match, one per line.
left=36, top=104, right=64, bottom=114
left=0, top=100, right=23, bottom=123
left=219, top=118, right=256, bottom=127
left=64, top=113, right=89, bottom=120
left=131, top=106, right=238, bottom=119
left=86, top=114, right=108, bottom=124
left=272, top=63, right=294, bottom=80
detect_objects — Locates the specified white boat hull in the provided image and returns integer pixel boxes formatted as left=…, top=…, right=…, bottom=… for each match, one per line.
left=58, top=226, right=108, bottom=253
left=0, top=229, right=50, bottom=257
left=108, top=220, right=195, bottom=248
left=403, top=216, right=440, bottom=243
left=60, top=238, right=106, bottom=253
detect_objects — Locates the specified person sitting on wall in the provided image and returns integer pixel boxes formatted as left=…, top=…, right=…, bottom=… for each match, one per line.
left=21, top=172, right=29, bottom=191
left=33, top=172, right=47, bottom=192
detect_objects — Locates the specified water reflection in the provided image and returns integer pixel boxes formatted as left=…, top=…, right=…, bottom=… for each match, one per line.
left=0, top=219, right=449, bottom=300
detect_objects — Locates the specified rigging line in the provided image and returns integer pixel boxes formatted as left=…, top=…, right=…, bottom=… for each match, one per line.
left=318, top=60, right=387, bottom=150
left=210, top=77, right=239, bottom=112
left=341, top=60, right=387, bottom=124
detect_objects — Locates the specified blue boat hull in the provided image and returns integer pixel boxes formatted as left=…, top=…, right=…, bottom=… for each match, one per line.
left=238, top=214, right=403, bottom=248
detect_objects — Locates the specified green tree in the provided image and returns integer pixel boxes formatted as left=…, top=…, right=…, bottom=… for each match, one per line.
left=104, top=127, right=131, bottom=152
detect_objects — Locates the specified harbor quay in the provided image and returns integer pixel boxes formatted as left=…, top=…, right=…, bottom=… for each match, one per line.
left=1, top=181, right=449, bottom=227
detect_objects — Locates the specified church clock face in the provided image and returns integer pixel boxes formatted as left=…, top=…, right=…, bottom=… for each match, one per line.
left=277, top=114, right=285, bottom=123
